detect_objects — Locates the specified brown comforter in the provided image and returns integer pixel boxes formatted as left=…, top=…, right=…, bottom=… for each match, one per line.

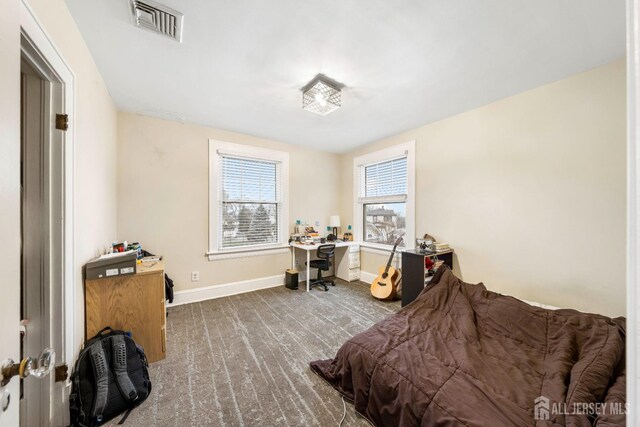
left=310, top=267, right=626, bottom=426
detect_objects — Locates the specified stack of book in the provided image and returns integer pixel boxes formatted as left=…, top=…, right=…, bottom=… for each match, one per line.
left=434, top=243, right=450, bottom=252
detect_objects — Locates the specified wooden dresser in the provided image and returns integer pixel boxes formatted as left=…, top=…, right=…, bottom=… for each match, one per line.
left=85, top=260, right=166, bottom=362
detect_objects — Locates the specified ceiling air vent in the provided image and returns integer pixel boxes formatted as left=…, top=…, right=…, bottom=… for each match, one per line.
left=130, top=0, right=184, bottom=42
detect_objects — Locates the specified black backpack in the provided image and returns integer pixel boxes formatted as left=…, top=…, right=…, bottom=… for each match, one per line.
left=69, top=327, right=152, bottom=426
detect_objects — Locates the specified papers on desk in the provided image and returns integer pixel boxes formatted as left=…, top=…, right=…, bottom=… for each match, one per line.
left=98, top=251, right=162, bottom=263
left=98, top=250, right=136, bottom=260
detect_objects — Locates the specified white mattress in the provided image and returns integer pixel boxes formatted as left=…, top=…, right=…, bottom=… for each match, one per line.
left=520, top=299, right=560, bottom=310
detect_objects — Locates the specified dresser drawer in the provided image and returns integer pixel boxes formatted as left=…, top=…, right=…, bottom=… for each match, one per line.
left=348, top=244, right=360, bottom=253
left=348, top=256, right=360, bottom=268
left=348, top=268, right=361, bottom=281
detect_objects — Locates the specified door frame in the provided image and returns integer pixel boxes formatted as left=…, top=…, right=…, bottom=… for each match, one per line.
left=19, top=0, right=76, bottom=421
left=627, top=0, right=640, bottom=424
left=20, top=55, right=62, bottom=426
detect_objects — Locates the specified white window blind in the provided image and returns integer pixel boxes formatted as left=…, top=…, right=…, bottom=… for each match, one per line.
left=353, top=141, right=415, bottom=249
left=218, top=155, right=282, bottom=249
left=361, top=156, right=407, bottom=202
left=358, top=155, right=408, bottom=246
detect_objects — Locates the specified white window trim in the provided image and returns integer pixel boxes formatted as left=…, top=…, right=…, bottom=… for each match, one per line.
left=360, top=244, right=403, bottom=256
left=353, top=140, right=416, bottom=250
left=207, top=140, right=289, bottom=261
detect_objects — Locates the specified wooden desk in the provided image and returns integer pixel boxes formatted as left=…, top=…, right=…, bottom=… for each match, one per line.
left=85, top=260, right=166, bottom=362
left=401, top=249, right=454, bottom=307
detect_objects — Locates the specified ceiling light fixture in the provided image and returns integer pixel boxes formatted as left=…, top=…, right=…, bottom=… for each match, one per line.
left=302, top=74, right=342, bottom=116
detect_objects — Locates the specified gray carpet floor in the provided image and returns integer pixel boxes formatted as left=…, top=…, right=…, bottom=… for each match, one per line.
left=111, top=280, right=400, bottom=426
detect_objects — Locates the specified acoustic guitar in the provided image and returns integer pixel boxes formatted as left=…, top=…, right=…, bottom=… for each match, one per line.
left=370, top=235, right=404, bottom=301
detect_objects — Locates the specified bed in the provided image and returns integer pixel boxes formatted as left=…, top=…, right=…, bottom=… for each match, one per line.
left=310, top=266, right=626, bottom=426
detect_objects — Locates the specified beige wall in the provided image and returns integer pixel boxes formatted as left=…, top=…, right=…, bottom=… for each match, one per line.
left=24, top=0, right=119, bottom=355
left=117, top=112, right=341, bottom=291
left=341, top=60, right=626, bottom=317
left=117, top=61, right=626, bottom=316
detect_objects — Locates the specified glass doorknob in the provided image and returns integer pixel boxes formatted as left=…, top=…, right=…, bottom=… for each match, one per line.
left=29, top=347, right=56, bottom=378
left=25, top=348, right=55, bottom=379
left=1, top=348, right=55, bottom=386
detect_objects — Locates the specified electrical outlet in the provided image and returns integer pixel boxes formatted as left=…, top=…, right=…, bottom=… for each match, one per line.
left=315, top=220, right=320, bottom=227
left=191, top=271, right=200, bottom=282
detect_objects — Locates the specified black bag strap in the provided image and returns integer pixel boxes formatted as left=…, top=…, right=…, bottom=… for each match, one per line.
left=89, top=326, right=126, bottom=341
left=94, top=326, right=113, bottom=337
left=70, top=372, right=89, bottom=426
left=118, top=408, right=133, bottom=425
left=88, top=342, right=109, bottom=424
left=111, top=335, right=139, bottom=402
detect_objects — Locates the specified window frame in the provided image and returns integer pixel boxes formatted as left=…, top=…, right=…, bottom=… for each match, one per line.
left=353, top=140, right=416, bottom=252
left=208, top=140, right=289, bottom=260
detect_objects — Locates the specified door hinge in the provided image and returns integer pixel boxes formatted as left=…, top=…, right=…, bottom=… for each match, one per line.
left=54, top=364, right=68, bottom=383
left=55, top=114, right=69, bottom=131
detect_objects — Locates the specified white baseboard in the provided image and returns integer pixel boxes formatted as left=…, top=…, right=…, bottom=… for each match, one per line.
left=168, top=274, right=285, bottom=307
left=360, top=271, right=377, bottom=284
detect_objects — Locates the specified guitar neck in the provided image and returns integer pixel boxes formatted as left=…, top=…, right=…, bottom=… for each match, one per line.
left=383, top=236, right=405, bottom=274
left=384, top=256, right=393, bottom=273
left=383, top=245, right=399, bottom=274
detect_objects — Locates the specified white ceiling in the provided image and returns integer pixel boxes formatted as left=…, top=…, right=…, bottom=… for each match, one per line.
left=65, top=0, right=625, bottom=153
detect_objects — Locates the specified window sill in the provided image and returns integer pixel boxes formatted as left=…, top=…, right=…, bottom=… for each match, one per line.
left=360, top=242, right=406, bottom=255
left=206, top=246, right=290, bottom=261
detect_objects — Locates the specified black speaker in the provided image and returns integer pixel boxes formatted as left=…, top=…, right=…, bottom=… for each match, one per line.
left=285, top=269, right=299, bottom=290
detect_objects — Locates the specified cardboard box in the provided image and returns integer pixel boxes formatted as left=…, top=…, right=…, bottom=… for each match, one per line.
left=85, top=252, right=137, bottom=280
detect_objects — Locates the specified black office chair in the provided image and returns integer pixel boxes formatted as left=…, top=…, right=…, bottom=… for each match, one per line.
left=306, top=244, right=336, bottom=291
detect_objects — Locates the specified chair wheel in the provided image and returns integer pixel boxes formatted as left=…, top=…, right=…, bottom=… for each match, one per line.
left=324, top=287, right=328, bottom=291
left=331, top=282, right=335, bottom=286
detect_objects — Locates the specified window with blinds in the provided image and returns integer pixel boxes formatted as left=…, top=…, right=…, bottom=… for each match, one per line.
left=363, top=157, right=407, bottom=199
left=359, top=156, right=407, bottom=246
left=219, top=155, right=281, bottom=249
